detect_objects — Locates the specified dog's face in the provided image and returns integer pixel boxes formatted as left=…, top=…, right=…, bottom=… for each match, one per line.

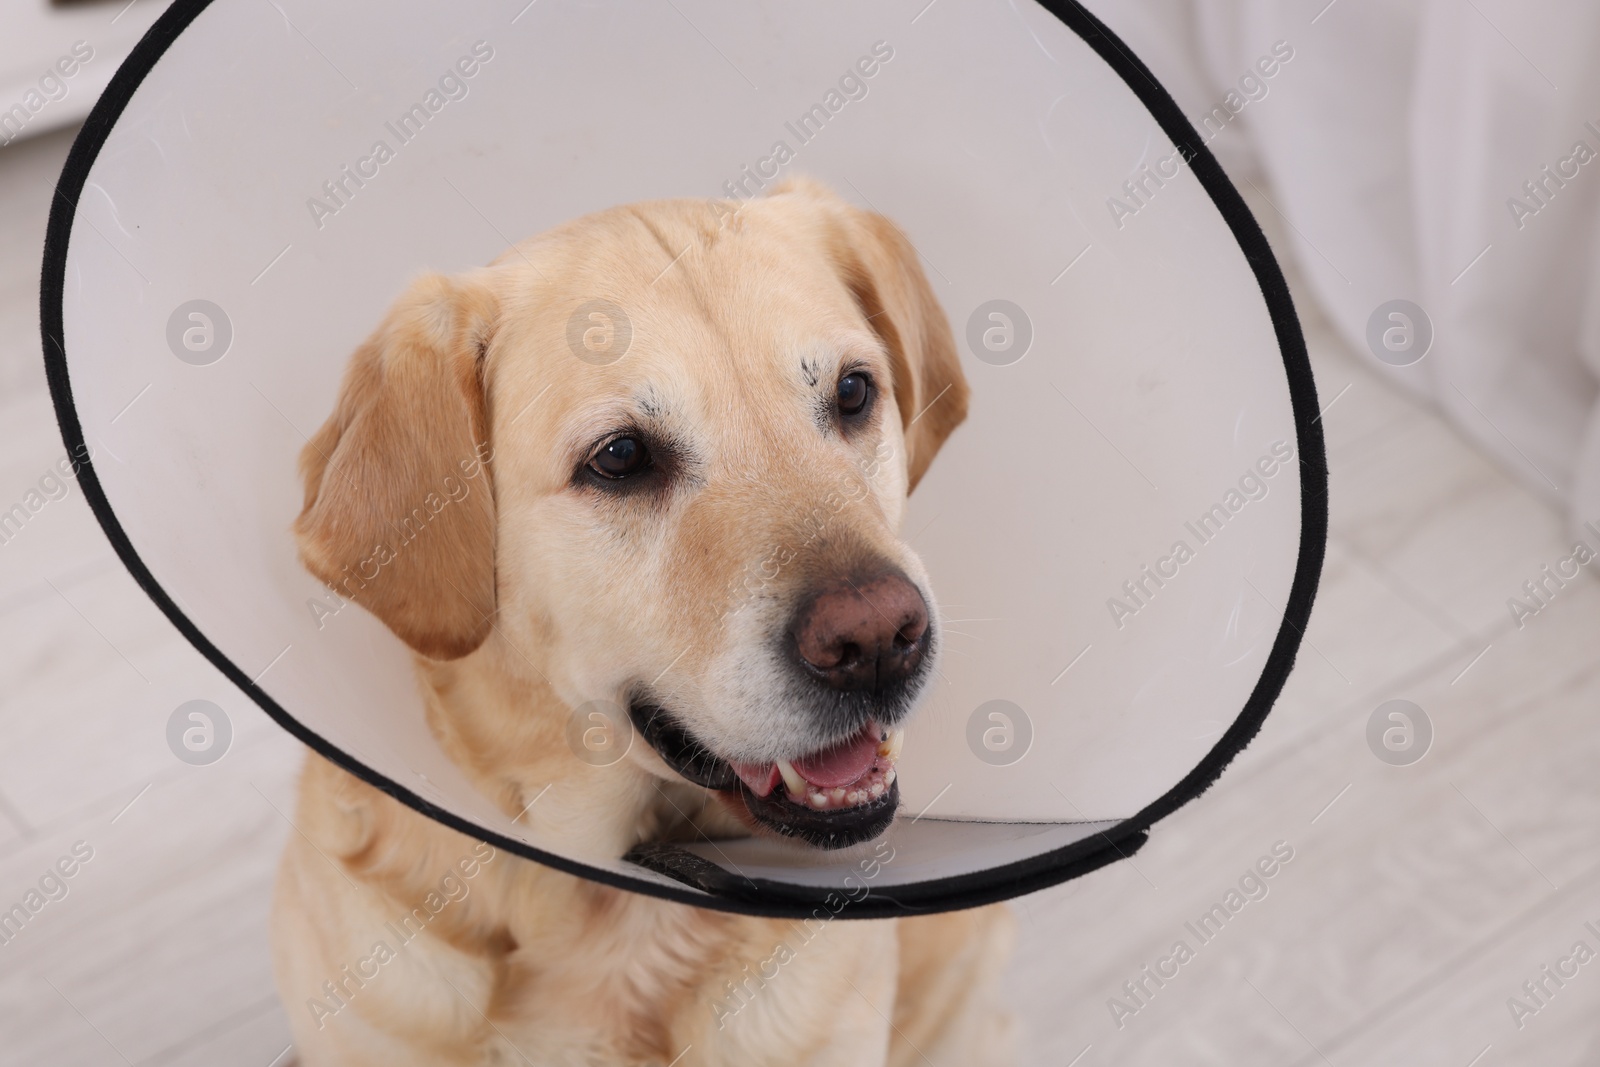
left=295, top=179, right=968, bottom=849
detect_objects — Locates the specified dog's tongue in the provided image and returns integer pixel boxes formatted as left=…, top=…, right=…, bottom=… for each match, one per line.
left=791, top=725, right=880, bottom=788
left=727, top=724, right=883, bottom=796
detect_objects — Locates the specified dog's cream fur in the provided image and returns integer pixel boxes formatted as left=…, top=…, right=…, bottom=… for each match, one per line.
left=273, top=179, right=1015, bottom=1066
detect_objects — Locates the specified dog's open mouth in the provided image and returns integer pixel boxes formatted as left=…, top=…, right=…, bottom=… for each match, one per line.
left=630, top=705, right=903, bottom=849
left=727, top=723, right=901, bottom=810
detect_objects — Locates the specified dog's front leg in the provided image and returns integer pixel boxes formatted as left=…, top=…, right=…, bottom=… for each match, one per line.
left=680, top=914, right=899, bottom=1067
left=272, top=829, right=508, bottom=1066
left=887, top=905, right=1017, bottom=1067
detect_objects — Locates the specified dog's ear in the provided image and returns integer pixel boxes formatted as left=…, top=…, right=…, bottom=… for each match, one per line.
left=294, top=273, right=499, bottom=660
left=818, top=193, right=969, bottom=492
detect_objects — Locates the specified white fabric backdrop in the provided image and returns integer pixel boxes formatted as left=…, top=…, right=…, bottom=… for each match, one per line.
left=1082, top=0, right=1600, bottom=529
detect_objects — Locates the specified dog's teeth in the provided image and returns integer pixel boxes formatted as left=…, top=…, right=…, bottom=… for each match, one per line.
left=808, top=791, right=829, bottom=809
left=878, top=728, right=904, bottom=762
left=828, top=787, right=847, bottom=803
left=869, top=781, right=885, bottom=798
left=776, top=760, right=808, bottom=797
left=884, top=766, right=897, bottom=787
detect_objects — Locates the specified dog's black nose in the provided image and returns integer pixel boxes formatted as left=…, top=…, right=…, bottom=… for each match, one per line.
left=791, top=574, right=929, bottom=693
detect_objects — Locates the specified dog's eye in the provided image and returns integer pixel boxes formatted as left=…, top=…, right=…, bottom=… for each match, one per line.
left=837, top=373, right=871, bottom=417
left=589, top=436, right=651, bottom=479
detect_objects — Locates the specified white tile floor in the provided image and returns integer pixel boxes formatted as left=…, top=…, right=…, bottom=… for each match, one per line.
left=3, top=122, right=1598, bottom=1066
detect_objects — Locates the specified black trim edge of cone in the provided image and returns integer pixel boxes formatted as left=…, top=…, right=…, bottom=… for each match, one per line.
left=40, top=0, right=1326, bottom=918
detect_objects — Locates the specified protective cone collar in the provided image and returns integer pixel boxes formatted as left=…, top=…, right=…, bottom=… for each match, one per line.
left=43, top=0, right=1326, bottom=917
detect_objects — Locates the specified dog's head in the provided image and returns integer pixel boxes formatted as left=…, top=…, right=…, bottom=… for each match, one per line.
left=294, top=179, right=967, bottom=850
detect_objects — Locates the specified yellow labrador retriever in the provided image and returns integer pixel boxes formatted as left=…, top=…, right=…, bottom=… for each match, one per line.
left=272, top=178, right=1016, bottom=1066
